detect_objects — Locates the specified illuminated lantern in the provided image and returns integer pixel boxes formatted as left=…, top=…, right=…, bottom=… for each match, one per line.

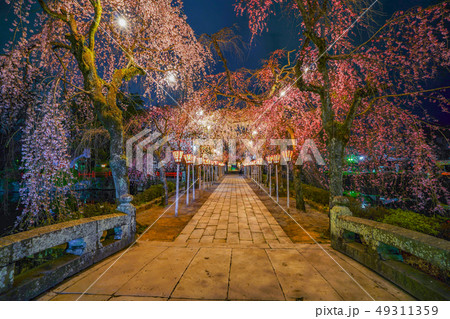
left=183, top=153, right=194, bottom=164
left=172, top=150, right=184, bottom=163
left=272, top=154, right=281, bottom=164
left=281, top=150, right=293, bottom=162
left=272, top=154, right=281, bottom=202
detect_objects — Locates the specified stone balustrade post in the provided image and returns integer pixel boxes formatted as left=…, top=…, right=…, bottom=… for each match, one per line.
left=116, top=194, right=136, bottom=244
left=330, top=196, right=352, bottom=250
left=0, top=264, right=14, bottom=294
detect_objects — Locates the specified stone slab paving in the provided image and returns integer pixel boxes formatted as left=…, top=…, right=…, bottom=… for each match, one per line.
left=174, top=176, right=293, bottom=247
left=38, top=176, right=414, bottom=301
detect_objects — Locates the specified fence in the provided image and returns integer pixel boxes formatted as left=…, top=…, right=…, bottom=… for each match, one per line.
left=0, top=196, right=135, bottom=300
left=330, top=196, right=450, bottom=300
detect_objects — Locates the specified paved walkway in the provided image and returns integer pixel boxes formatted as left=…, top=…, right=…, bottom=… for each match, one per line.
left=39, top=176, right=414, bottom=301
left=174, top=177, right=292, bottom=246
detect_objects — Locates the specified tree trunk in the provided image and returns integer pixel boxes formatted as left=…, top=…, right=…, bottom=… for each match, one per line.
left=108, top=126, right=129, bottom=200
left=155, top=152, right=168, bottom=206
left=327, top=137, right=346, bottom=203
left=293, top=165, right=306, bottom=211
left=159, top=166, right=169, bottom=206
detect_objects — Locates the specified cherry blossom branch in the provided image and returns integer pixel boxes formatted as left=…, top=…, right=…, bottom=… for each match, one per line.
left=330, top=2, right=448, bottom=61
left=37, top=0, right=68, bottom=22
left=357, top=86, right=450, bottom=117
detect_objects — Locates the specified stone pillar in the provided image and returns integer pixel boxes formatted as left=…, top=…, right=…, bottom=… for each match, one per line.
left=329, top=196, right=352, bottom=250
left=0, top=264, right=14, bottom=294
left=117, top=194, right=136, bottom=244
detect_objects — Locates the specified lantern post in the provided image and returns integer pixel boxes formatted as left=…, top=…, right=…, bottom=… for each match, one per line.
left=256, top=158, right=263, bottom=185
left=183, top=154, right=194, bottom=205
left=192, top=155, right=196, bottom=200
left=203, top=158, right=210, bottom=187
left=203, top=158, right=207, bottom=187
left=197, top=157, right=203, bottom=191
left=214, top=161, right=218, bottom=181
left=172, top=150, right=184, bottom=217
left=281, top=150, right=293, bottom=208
left=266, top=155, right=273, bottom=197
left=209, top=159, right=213, bottom=186
left=251, top=161, right=255, bottom=181
left=272, top=154, right=280, bottom=203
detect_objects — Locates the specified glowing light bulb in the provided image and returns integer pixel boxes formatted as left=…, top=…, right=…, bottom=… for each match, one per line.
left=252, top=130, right=258, bottom=136
left=280, top=90, right=286, bottom=97
left=117, top=17, right=127, bottom=28
left=166, top=72, right=176, bottom=85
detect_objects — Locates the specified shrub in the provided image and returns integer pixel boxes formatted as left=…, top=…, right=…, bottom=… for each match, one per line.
left=302, top=184, right=330, bottom=206
left=167, top=181, right=176, bottom=192
left=348, top=197, right=391, bottom=222
left=132, top=184, right=164, bottom=205
left=381, top=209, right=442, bottom=236
left=132, top=182, right=176, bottom=206
left=438, top=219, right=450, bottom=240
left=297, top=183, right=446, bottom=238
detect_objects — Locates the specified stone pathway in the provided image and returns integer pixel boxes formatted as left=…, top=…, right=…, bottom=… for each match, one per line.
left=38, top=176, right=414, bottom=301
left=174, top=177, right=292, bottom=246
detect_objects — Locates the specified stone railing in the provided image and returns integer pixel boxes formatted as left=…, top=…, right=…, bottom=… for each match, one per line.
left=0, top=196, right=136, bottom=301
left=330, top=197, right=450, bottom=301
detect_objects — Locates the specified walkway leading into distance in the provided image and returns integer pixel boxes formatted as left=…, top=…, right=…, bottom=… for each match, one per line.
left=39, top=176, right=414, bottom=301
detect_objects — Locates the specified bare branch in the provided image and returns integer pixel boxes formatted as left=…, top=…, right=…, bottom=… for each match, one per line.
left=357, top=86, right=450, bottom=117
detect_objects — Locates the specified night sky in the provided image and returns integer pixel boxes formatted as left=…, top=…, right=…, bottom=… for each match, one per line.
left=0, top=0, right=448, bottom=123
left=184, top=0, right=448, bottom=125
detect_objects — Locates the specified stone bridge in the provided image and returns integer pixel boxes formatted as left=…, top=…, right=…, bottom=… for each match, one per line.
left=1, top=175, right=448, bottom=301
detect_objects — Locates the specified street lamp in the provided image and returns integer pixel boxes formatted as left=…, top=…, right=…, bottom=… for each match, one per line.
left=183, top=153, right=194, bottom=205
left=172, top=150, right=184, bottom=216
left=266, top=155, right=273, bottom=197
left=272, top=154, right=280, bottom=203
left=117, top=16, right=127, bottom=28
left=281, top=150, right=293, bottom=208
left=166, top=71, right=177, bottom=85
